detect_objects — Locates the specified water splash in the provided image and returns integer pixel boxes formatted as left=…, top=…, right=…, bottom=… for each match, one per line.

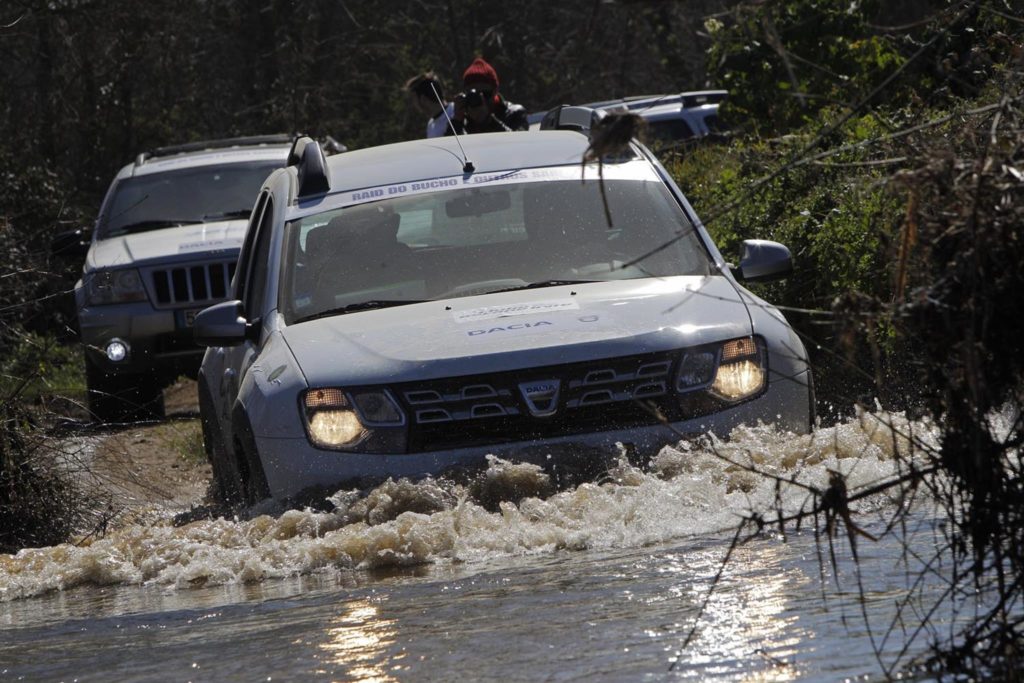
left=0, top=410, right=937, bottom=602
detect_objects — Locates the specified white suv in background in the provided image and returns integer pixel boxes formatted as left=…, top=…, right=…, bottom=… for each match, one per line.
left=58, top=135, right=294, bottom=421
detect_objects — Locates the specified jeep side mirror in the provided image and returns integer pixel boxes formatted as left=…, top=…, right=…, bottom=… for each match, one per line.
left=50, top=228, right=91, bottom=259
left=193, top=300, right=253, bottom=347
left=734, top=239, right=792, bottom=283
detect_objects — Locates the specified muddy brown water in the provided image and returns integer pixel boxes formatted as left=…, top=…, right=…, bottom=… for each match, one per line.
left=0, top=411, right=966, bottom=681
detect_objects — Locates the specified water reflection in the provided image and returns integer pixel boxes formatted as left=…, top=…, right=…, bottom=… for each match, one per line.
left=318, top=600, right=400, bottom=682
left=667, top=542, right=808, bottom=680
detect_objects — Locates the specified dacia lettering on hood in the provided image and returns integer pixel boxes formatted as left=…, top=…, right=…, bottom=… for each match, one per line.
left=468, top=320, right=554, bottom=336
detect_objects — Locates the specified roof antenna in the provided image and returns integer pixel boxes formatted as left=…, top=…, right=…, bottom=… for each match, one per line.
left=430, top=81, right=475, bottom=173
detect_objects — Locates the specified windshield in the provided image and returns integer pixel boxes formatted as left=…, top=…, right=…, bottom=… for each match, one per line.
left=281, top=172, right=711, bottom=324
left=97, top=160, right=283, bottom=239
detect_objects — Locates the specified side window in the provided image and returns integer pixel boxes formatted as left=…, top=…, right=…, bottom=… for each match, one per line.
left=648, top=119, right=694, bottom=143
left=234, top=192, right=269, bottom=303
left=243, top=196, right=275, bottom=320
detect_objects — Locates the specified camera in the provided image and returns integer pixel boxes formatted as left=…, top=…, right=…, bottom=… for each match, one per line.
left=464, top=88, right=487, bottom=107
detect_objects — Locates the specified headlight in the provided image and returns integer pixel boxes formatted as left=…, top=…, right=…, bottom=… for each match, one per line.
left=84, top=268, right=147, bottom=305
left=302, top=387, right=405, bottom=450
left=710, top=337, right=766, bottom=401
left=676, top=336, right=767, bottom=402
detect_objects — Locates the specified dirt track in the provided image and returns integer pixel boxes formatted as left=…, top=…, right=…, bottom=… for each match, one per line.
left=84, top=379, right=215, bottom=526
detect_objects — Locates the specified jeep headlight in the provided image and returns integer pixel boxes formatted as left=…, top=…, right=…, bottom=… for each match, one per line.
left=84, top=268, right=147, bottom=305
left=677, top=336, right=766, bottom=402
left=302, top=387, right=404, bottom=450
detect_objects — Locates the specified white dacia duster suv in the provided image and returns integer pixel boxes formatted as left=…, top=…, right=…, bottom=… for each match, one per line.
left=194, top=110, right=812, bottom=506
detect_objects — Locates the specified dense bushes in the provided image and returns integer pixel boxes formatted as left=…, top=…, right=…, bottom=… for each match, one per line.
left=670, top=1, right=1024, bottom=674
left=0, top=397, right=89, bottom=554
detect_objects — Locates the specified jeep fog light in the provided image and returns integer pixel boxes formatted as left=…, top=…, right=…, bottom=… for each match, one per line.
left=105, top=339, right=129, bottom=362
left=303, top=388, right=366, bottom=448
left=710, top=337, right=766, bottom=401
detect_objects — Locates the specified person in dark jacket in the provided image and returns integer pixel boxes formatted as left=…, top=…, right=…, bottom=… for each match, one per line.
left=448, top=57, right=528, bottom=135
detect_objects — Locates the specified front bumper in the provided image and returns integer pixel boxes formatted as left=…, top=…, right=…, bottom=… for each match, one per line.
left=78, top=301, right=205, bottom=377
left=254, top=369, right=812, bottom=501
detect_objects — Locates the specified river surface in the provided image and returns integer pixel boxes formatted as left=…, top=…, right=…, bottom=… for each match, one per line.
left=0, top=411, right=963, bottom=681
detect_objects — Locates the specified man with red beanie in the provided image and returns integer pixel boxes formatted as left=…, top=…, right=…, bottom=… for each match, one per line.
left=448, top=57, right=528, bottom=135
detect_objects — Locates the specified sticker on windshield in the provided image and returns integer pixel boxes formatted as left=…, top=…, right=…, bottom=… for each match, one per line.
left=453, top=299, right=579, bottom=323
left=312, top=162, right=660, bottom=213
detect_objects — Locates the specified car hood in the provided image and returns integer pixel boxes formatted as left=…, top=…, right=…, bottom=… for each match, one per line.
left=282, top=276, right=753, bottom=386
left=87, top=220, right=247, bottom=270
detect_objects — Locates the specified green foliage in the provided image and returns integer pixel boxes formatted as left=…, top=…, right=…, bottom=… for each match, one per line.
left=667, top=112, right=908, bottom=408
left=0, top=328, right=84, bottom=404
left=706, top=0, right=908, bottom=134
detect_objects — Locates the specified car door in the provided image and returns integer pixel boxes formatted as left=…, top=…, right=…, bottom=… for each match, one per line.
left=216, top=191, right=275, bottom=435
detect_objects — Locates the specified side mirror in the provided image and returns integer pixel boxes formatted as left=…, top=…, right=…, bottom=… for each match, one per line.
left=193, top=300, right=253, bottom=347
left=50, top=228, right=91, bottom=259
left=734, top=239, right=792, bottom=283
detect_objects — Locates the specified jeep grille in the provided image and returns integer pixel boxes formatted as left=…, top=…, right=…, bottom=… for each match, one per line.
left=394, top=351, right=679, bottom=452
left=147, top=260, right=237, bottom=308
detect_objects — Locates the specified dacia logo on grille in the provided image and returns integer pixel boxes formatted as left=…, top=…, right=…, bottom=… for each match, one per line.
left=519, top=379, right=561, bottom=417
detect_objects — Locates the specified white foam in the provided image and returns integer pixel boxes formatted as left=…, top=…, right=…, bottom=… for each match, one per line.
left=0, top=410, right=939, bottom=601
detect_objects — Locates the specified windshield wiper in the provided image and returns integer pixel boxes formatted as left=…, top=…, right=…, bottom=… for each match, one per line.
left=294, top=299, right=426, bottom=323
left=203, top=210, right=253, bottom=221
left=108, top=219, right=204, bottom=236
left=490, top=279, right=599, bottom=294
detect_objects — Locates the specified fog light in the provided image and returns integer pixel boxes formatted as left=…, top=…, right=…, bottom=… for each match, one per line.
left=105, top=339, right=129, bottom=362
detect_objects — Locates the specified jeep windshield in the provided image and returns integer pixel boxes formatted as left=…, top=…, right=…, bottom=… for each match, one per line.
left=282, top=169, right=712, bottom=325
left=97, top=161, right=283, bottom=239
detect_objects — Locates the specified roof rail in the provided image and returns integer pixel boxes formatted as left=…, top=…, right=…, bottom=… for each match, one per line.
left=539, top=106, right=607, bottom=134
left=135, top=134, right=296, bottom=166
left=288, top=136, right=331, bottom=198
left=680, top=90, right=728, bottom=108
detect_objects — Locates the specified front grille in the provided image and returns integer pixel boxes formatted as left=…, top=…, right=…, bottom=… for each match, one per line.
left=394, top=351, right=682, bottom=453
left=148, top=260, right=237, bottom=307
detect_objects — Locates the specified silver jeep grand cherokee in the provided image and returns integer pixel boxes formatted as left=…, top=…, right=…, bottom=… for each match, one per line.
left=70, top=135, right=293, bottom=421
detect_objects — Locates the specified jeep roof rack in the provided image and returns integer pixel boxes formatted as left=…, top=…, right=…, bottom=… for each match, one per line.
left=584, top=90, right=728, bottom=113
left=135, top=134, right=296, bottom=166
left=288, top=135, right=331, bottom=199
